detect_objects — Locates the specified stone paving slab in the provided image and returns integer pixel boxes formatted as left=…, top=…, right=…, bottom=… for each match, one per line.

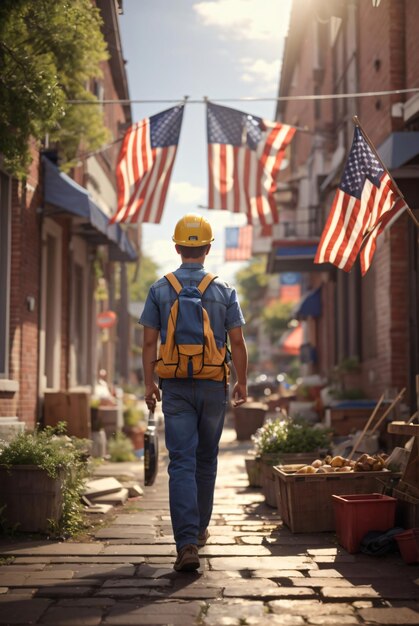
left=202, top=599, right=267, bottom=626
left=0, top=596, right=52, bottom=624
left=102, top=600, right=203, bottom=625
left=38, top=606, right=103, bottom=625
left=223, top=580, right=317, bottom=599
left=35, top=586, right=99, bottom=598
left=358, top=607, right=419, bottom=624
left=0, top=543, right=104, bottom=556
left=208, top=556, right=316, bottom=570
left=269, top=599, right=358, bottom=615
left=44, top=564, right=136, bottom=577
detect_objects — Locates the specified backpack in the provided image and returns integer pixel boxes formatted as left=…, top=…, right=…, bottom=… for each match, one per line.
left=155, top=272, right=229, bottom=381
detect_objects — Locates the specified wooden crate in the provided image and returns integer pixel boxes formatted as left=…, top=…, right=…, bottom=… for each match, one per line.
left=273, top=466, right=398, bottom=533
left=326, top=405, right=388, bottom=436
left=44, top=391, right=91, bottom=439
left=261, top=452, right=317, bottom=509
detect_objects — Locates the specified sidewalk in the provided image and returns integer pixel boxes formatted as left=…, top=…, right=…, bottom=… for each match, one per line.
left=0, top=420, right=418, bottom=625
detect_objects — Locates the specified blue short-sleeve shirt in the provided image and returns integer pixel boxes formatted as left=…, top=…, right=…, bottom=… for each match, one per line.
left=139, top=262, right=245, bottom=345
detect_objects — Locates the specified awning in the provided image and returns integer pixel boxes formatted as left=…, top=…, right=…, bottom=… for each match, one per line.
left=43, top=156, right=137, bottom=262
left=293, top=287, right=322, bottom=319
left=267, top=240, right=332, bottom=273
left=377, top=132, right=419, bottom=170
left=278, top=324, right=303, bottom=356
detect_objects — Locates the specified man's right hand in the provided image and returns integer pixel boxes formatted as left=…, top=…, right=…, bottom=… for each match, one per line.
left=232, top=382, right=247, bottom=407
left=144, top=382, right=161, bottom=412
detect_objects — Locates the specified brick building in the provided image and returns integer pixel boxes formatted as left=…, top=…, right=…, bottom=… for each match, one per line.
left=0, top=0, right=138, bottom=432
left=267, top=0, right=418, bottom=410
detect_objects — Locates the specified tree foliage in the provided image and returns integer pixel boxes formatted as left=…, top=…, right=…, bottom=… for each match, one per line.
left=128, top=254, right=159, bottom=303
left=261, top=300, right=295, bottom=342
left=0, top=0, right=109, bottom=175
left=234, top=256, right=295, bottom=343
left=234, top=256, right=269, bottom=322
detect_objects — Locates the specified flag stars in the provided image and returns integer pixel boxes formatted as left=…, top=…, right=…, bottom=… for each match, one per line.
left=207, top=102, right=263, bottom=148
left=340, top=127, right=384, bottom=198
left=150, top=106, right=184, bottom=148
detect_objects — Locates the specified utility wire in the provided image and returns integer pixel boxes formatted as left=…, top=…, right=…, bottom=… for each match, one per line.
left=67, top=86, right=419, bottom=105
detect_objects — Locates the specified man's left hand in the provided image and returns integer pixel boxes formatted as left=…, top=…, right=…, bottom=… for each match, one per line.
left=145, top=382, right=161, bottom=412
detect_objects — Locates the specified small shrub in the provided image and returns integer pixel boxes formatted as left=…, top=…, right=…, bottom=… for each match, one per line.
left=0, top=423, right=89, bottom=537
left=108, top=432, right=136, bottom=462
left=251, top=417, right=331, bottom=457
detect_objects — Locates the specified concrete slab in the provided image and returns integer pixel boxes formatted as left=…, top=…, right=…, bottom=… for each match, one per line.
left=83, top=477, right=124, bottom=497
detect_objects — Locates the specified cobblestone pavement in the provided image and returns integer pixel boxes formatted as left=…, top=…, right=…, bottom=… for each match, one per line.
left=0, top=422, right=418, bottom=625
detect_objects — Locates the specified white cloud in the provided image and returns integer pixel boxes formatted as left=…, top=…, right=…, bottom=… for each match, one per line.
left=240, top=58, right=281, bottom=91
left=142, top=238, right=179, bottom=274
left=193, top=0, right=291, bottom=41
left=170, top=181, right=206, bottom=205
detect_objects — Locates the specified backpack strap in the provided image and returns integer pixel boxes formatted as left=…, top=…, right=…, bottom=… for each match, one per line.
left=198, top=273, right=217, bottom=295
left=164, top=272, right=183, bottom=294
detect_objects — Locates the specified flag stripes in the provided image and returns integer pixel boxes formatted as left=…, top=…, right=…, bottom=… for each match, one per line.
left=207, top=103, right=295, bottom=227
left=315, top=126, right=407, bottom=275
left=111, top=106, right=184, bottom=224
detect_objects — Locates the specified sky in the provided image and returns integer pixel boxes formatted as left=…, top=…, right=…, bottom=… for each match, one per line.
left=119, top=0, right=292, bottom=282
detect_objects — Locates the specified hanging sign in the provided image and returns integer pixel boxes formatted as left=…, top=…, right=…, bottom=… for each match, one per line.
left=97, top=310, right=117, bottom=329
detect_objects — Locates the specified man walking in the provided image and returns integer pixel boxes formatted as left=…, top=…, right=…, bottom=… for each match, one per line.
left=140, top=213, right=248, bottom=572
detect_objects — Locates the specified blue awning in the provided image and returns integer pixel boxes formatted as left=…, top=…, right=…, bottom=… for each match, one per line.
left=268, top=240, right=332, bottom=273
left=43, top=157, right=137, bottom=262
left=293, top=287, right=322, bottom=319
left=43, top=155, right=91, bottom=219
left=377, top=132, right=419, bottom=170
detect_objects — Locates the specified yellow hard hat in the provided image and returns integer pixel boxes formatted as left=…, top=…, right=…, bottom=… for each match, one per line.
left=172, top=213, right=214, bottom=246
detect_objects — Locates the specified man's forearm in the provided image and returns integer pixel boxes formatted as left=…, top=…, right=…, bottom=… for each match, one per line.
left=142, top=343, right=157, bottom=385
left=231, top=341, right=248, bottom=384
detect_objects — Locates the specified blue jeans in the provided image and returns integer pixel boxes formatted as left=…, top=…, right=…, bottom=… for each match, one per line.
left=161, top=378, right=228, bottom=551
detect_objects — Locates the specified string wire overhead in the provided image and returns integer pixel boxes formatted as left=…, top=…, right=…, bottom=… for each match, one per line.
left=67, top=86, right=419, bottom=105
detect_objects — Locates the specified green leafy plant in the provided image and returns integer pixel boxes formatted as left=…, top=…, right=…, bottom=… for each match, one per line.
left=107, top=432, right=136, bottom=462
left=123, top=406, right=144, bottom=428
left=251, top=418, right=331, bottom=456
left=0, top=423, right=89, bottom=537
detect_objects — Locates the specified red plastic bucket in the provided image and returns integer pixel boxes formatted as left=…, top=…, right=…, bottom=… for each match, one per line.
left=395, top=528, right=419, bottom=564
left=332, top=493, right=397, bottom=553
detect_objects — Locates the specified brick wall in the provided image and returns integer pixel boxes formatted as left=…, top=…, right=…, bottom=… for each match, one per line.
left=405, top=0, right=419, bottom=88
left=2, top=147, right=42, bottom=427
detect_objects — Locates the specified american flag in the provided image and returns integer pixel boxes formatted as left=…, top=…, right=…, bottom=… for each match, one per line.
left=225, top=225, right=253, bottom=261
left=315, top=126, right=406, bottom=275
left=207, top=102, right=295, bottom=227
left=110, top=105, right=184, bottom=224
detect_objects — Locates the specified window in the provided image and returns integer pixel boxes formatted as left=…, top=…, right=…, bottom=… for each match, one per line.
left=39, top=219, right=62, bottom=391
left=0, top=173, right=11, bottom=377
left=69, top=237, right=89, bottom=387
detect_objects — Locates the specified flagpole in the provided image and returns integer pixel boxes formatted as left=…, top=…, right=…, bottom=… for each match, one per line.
left=353, top=115, right=419, bottom=228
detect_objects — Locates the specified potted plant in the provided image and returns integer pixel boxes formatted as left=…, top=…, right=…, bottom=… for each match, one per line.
left=251, top=417, right=332, bottom=507
left=122, top=397, right=146, bottom=456
left=0, top=423, right=89, bottom=536
left=233, top=401, right=268, bottom=441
